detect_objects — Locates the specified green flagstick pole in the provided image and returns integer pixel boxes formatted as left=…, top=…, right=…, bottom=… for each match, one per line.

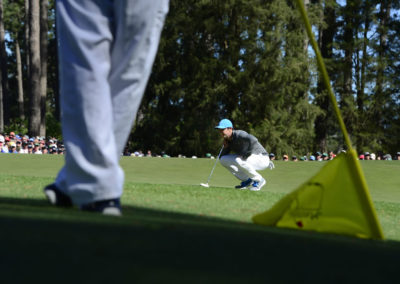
left=295, top=0, right=384, bottom=239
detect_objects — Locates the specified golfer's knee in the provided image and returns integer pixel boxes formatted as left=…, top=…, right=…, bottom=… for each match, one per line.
left=219, top=156, right=230, bottom=166
left=234, top=156, right=245, bottom=166
left=221, top=156, right=238, bottom=168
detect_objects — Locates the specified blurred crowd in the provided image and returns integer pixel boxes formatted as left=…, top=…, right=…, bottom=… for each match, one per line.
left=124, top=149, right=400, bottom=161
left=2, top=131, right=399, bottom=161
left=0, top=132, right=65, bottom=155
left=269, top=151, right=400, bottom=161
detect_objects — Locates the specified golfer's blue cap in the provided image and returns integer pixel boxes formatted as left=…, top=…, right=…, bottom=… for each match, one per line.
left=215, top=119, right=233, bottom=129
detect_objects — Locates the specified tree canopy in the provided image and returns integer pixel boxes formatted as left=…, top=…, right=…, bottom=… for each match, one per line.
left=1, top=0, right=399, bottom=157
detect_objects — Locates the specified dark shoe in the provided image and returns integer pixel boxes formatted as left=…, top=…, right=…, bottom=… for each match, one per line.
left=44, top=183, right=73, bottom=207
left=235, top=178, right=253, bottom=189
left=81, top=198, right=122, bottom=216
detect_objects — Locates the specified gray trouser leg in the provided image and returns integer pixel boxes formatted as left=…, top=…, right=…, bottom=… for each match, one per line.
left=55, top=0, right=168, bottom=205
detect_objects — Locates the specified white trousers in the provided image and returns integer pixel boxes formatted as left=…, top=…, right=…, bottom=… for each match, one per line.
left=219, top=154, right=270, bottom=182
left=55, top=0, right=169, bottom=205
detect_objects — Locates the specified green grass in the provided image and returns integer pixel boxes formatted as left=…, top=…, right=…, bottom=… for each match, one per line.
left=1, top=154, right=400, bottom=282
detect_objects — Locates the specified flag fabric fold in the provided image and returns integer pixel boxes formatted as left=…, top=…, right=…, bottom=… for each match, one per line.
left=252, top=150, right=384, bottom=239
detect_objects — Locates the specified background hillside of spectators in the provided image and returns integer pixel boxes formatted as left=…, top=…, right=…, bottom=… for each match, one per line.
left=0, top=131, right=399, bottom=160
left=0, top=132, right=65, bottom=155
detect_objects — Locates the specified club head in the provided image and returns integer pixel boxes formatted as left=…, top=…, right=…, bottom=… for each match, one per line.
left=200, top=183, right=210, bottom=188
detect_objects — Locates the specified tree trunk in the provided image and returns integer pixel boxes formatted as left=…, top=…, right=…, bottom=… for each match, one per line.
left=341, top=1, right=357, bottom=138
left=0, top=68, right=2, bottom=132
left=374, top=0, right=391, bottom=122
left=40, top=0, right=48, bottom=136
left=29, top=0, right=41, bottom=136
left=0, top=0, right=8, bottom=129
left=354, top=0, right=372, bottom=150
left=303, top=0, right=310, bottom=52
left=16, top=40, right=25, bottom=120
left=315, top=0, right=335, bottom=152
left=25, top=0, right=30, bottom=80
left=0, top=0, right=4, bottom=132
left=359, top=1, right=371, bottom=111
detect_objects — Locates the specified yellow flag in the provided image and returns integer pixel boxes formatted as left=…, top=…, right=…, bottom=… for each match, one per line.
left=252, top=150, right=384, bottom=239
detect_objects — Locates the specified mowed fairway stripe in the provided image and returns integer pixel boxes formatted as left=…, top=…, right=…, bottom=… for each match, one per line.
left=0, top=154, right=399, bottom=200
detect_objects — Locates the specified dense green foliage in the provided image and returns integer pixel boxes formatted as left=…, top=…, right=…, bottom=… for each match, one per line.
left=1, top=0, right=399, bottom=157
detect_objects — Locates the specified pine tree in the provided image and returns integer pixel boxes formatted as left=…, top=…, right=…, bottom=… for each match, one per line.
left=28, top=0, right=41, bottom=136
left=133, top=0, right=322, bottom=157
left=314, top=0, right=338, bottom=153
left=0, top=0, right=7, bottom=130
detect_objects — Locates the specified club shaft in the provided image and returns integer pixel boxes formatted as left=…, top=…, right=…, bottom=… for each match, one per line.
left=206, top=145, right=224, bottom=184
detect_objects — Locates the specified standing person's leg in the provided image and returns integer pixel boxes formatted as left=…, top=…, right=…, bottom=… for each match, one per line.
left=110, top=0, right=169, bottom=154
left=54, top=0, right=123, bottom=206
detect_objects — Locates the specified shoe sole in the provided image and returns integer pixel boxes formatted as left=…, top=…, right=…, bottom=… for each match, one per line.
left=81, top=198, right=122, bottom=216
left=102, top=207, right=122, bottom=216
left=44, top=186, right=73, bottom=207
left=235, top=186, right=249, bottom=190
left=44, top=189, right=57, bottom=205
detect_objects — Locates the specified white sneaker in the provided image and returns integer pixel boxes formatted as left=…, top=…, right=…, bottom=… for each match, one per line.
left=249, top=178, right=266, bottom=191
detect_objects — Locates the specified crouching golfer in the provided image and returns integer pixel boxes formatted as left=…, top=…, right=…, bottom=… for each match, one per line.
left=215, top=119, right=274, bottom=191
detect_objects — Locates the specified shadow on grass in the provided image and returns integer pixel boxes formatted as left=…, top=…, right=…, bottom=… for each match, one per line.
left=1, top=196, right=400, bottom=283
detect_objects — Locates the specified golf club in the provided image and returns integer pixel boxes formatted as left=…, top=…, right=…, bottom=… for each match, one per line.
left=200, top=145, right=224, bottom=188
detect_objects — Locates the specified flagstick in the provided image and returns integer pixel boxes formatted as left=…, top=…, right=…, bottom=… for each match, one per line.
left=295, top=0, right=384, bottom=239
